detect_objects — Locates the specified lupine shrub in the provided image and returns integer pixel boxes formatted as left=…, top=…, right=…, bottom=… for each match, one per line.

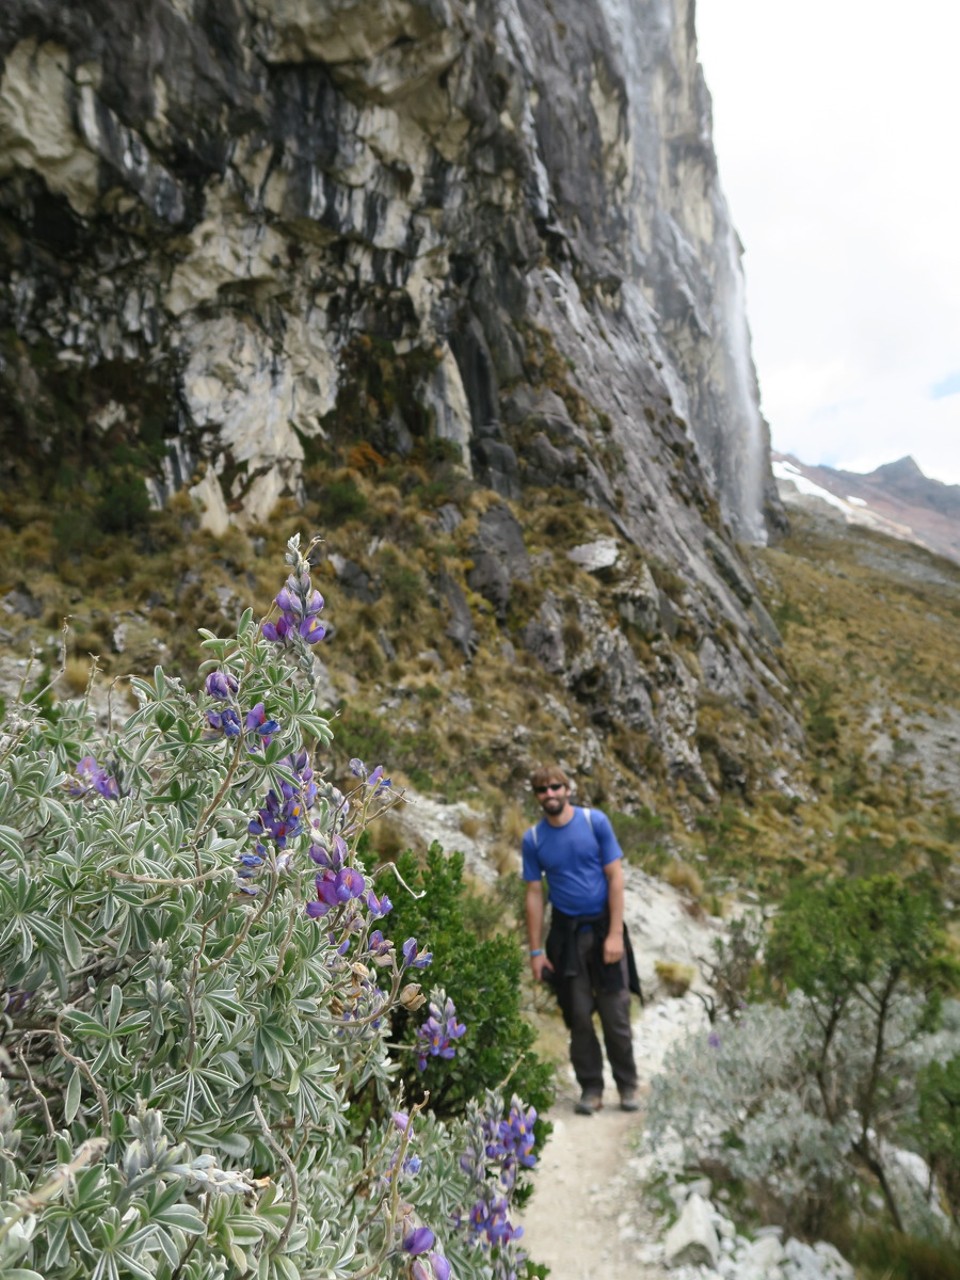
left=646, top=875, right=960, bottom=1237
left=0, top=534, right=541, bottom=1280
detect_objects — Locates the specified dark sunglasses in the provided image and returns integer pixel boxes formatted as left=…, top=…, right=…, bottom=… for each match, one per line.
left=534, top=783, right=565, bottom=795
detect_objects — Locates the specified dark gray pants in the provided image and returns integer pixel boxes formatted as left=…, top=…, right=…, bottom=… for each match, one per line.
left=569, top=927, right=638, bottom=1097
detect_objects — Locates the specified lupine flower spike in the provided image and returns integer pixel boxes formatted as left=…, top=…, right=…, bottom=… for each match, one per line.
left=262, top=534, right=326, bottom=647
left=415, top=995, right=466, bottom=1071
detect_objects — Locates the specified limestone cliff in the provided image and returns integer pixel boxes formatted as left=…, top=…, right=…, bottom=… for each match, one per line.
left=0, top=0, right=799, bottom=802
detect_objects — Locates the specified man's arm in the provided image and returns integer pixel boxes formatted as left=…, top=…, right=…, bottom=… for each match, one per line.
left=525, top=879, right=552, bottom=980
left=603, top=859, right=625, bottom=965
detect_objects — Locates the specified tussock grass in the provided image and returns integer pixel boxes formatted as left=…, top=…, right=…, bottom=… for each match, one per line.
left=664, top=859, right=704, bottom=899
left=60, top=655, right=94, bottom=695
left=654, top=960, right=697, bottom=996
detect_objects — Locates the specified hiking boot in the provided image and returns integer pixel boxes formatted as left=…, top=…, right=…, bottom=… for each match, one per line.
left=574, top=1093, right=603, bottom=1115
left=619, top=1090, right=640, bottom=1112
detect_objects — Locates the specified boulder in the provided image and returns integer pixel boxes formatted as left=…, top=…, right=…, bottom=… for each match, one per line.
left=663, top=1192, right=720, bottom=1269
left=567, top=537, right=620, bottom=573
left=466, top=503, right=530, bottom=619
left=812, top=1241, right=854, bottom=1280
left=739, top=1233, right=785, bottom=1278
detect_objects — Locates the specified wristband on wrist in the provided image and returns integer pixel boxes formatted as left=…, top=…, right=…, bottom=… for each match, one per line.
left=529, top=948, right=544, bottom=958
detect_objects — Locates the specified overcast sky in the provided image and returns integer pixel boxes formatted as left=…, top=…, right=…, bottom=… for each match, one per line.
left=696, top=1, right=960, bottom=486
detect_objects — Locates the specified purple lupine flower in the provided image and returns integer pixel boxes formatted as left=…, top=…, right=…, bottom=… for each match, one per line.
left=248, top=794, right=303, bottom=849
left=309, top=834, right=348, bottom=870
left=366, top=763, right=391, bottom=792
left=204, top=670, right=239, bottom=700
left=349, top=757, right=391, bottom=793
left=403, top=1227, right=436, bottom=1256
left=205, top=707, right=241, bottom=739
left=392, top=1111, right=411, bottom=1133
left=403, top=1154, right=422, bottom=1177
left=369, top=930, right=393, bottom=962
left=365, top=888, right=392, bottom=918
left=288, top=751, right=318, bottom=808
left=412, top=1256, right=452, bottom=1280
left=491, top=1099, right=537, bottom=1187
left=3, top=990, right=31, bottom=1015
left=309, top=866, right=366, bottom=917
left=415, top=997, right=466, bottom=1071
left=469, top=1197, right=521, bottom=1247
left=245, top=702, right=280, bottom=750
left=309, top=843, right=331, bottom=867
left=402, top=938, right=433, bottom=969
left=247, top=755, right=316, bottom=856
left=336, top=867, right=365, bottom=900
left=67, top=755, right=119, bottom=800
left=239, top=757, right=318, bottom=890
left=262, top=569, right=326, bottom=647
left=707, top=1030, right=722, bottom=1050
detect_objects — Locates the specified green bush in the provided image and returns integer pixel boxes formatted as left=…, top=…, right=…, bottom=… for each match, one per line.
left=852, top=1225, right=960, bottom=1280
left=96, top=470, right=152, bottom=534
left=320, top=477, right=368, bottom=523
left=372, top=845, right=554, bottom=1125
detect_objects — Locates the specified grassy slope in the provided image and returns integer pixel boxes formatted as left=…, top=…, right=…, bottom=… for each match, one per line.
left=738, top=506, right=960, bottom=894
left=2, top=460, right=957, bottom=908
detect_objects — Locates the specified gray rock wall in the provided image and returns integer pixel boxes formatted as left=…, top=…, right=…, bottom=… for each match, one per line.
left=0, top=0, right=775, bottom=532
left=0, top=0, right=799, bottom=794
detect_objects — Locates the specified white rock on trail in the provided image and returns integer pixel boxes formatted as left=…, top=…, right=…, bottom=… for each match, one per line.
left=663, top=1192, right=721, bottom=1268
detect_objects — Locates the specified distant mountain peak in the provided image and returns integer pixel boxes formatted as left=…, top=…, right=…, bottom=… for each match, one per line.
left=771, top=451, right=960, bottom=565
left=872, top=456, right=925, bottom=481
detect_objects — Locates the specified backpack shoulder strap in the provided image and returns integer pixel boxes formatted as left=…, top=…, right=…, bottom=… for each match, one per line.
left=582, top=807, right=594, bottom=832
left=527, top=821, right=540, bottom=849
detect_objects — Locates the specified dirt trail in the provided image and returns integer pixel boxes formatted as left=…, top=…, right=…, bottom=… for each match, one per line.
left=518, top=866, right=716, bottom=1280
left=518, top=1064, right=669, bottom=1280
left=518, top=992, right=709, bottom=1279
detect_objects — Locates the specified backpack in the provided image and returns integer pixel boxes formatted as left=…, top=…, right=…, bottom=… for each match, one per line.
left=527, top=806, right=595, bottom=849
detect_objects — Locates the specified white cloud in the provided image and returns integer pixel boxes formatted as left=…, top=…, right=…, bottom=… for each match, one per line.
left=697, top=0, right=960, bottom=485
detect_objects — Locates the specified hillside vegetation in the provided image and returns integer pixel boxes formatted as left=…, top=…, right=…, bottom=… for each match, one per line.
left=2, top=474, right=957, bottom=903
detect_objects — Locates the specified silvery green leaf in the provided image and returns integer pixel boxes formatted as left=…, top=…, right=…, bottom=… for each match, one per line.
left=64, top=1068, right=81, bottom=1124
left=62, top=918, right=82, bottom=970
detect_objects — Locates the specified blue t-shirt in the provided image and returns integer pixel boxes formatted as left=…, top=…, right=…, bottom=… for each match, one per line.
left=521, top=808, right=623, bottom=917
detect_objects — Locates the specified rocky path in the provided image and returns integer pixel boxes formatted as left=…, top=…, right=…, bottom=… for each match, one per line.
left=517, top=890, right=857, bottom=1280
left=518, top=866, right=717, bottom=1280
left=518, top=1064, right=668, bottom=1280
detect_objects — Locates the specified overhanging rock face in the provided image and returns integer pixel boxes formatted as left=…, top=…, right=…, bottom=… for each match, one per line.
left=0, top=0, right=800, bottom=795
left=0, top=0, right=776, bottom=538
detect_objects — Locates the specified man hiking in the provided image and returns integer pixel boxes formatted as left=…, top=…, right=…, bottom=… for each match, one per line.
left=522, top=764, right=640, bottom=1114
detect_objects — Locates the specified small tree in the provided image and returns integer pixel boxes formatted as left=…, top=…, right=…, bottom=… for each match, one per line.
left=648, top=874, right=959, bottom=1237
left=766, top=875, right=954, bottom=1230
left=917, top=1055, right=960, bottom=1223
